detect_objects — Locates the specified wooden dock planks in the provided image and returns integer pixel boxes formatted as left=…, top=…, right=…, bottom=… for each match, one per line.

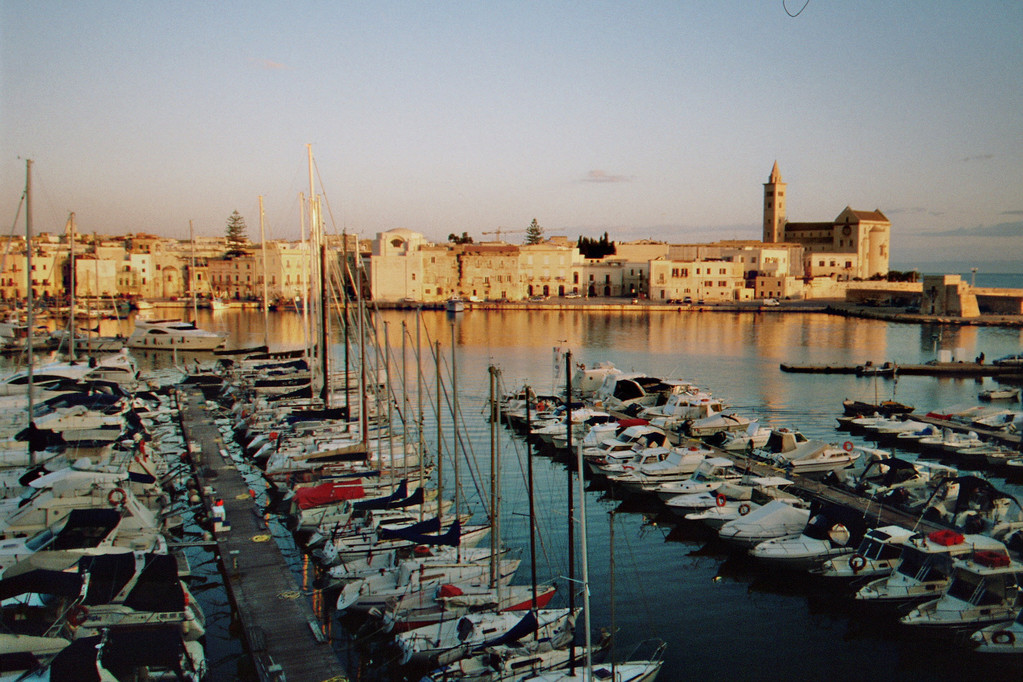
left=176, top=386, right=348, bottom=682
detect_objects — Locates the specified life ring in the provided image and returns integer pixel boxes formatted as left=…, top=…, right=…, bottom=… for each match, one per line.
left=413, top=545, right=432, bottom=556
left=623, top=465, right=634, bottom=471
left=716, top=494, right=727, bottom=508
left=991, top=630, right=1015, bottom=645
left=67, top=604, right=89, bottom=627
left=849, top=554, right=867, bottom=573
left=738, top=503, right=751, bottom=516
left=842, top=441, right=854, bottom=452
left=107, top=487, right=127, bottom=506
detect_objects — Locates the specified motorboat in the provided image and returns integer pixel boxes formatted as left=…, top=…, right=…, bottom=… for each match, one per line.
left=683, top=477, right=798, bottom=530
left=126, top=318, right=227, bottom=351
left=445, top=296, right=466, bottom=313
left=713, top=420, right=771, bottom=452
left=606, top=445, right=712, bottom=494
left=749, top=503, right=871, bottom=571
left=970, top=604, right=1023, bottom=654
left=979, top=387, right=1020, bottom=402
left=717, top=499, right=812, bottom=549
left=654, top=457, right=745, bottom=503
left=683, top=411, right=753, bottom=439
left=570, top=360, right=622, bottom=398
left=855, top=530, right=1008, bottom=605
left=0, top=351, right=139, bottom=396
left=901, top=549, right=1023, bottom=630
left=813, top=525, right=916, bottom=579
left=763, top=431, right=858, bottom=475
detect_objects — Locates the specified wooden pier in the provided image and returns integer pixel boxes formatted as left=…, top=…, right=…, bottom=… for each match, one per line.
left=176, top=386, right=348, bottom=682
left=780, top=361, right=1020, bottom=378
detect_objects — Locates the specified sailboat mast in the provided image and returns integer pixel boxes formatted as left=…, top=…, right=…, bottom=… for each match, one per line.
left=67, top=213, right=76, bottom=363
left=489, top=366, right=499, bottom=588
left=566, top=350, right=576, bottom=671
left=258, top=195, right=269, bottom=348
left=189, top=220, right=198, bottom=323
left=525, top=384, right=538, bottom=609
left=25, top=159, right=35, bottom=448
left=451, top=322, right=461, bottom=563
left=575, top=436, right=593, bottom=679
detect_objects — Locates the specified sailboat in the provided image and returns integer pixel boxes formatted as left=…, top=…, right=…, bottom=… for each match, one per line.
left=519, top=352, right=664, bottom=682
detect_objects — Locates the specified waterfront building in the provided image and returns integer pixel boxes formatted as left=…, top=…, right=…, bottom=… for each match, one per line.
left=763, top=162, right=890, bottom=280
left=649, top=258, right=750, bottom=302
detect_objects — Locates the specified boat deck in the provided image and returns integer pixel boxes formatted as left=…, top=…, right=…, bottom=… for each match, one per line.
left=176, top=386, right=347, bottom=682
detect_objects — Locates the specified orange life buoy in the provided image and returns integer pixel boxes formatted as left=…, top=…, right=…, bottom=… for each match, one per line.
left=107, top=487, right=127, bottom=506
left=716, top=494, right=727, bottom=508
left=738, top=503, right=751, bottom=516
left=842, top=441, right=854, bottom=452
left=67, top=604, right=89, bottom=627
left=849, top=554, right=867, bottom=573
left=991, top=630, right=1015, bottom=645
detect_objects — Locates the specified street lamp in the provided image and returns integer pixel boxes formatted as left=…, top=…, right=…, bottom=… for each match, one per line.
left=970, top=267, right=978, bottom=288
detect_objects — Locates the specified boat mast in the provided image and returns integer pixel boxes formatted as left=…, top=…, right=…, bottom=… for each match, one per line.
left=67, top=213, right=76, bottom=363
left=574, top=424, right=593, bottom=680
left=25, top=159, right=35, bottom=455
left=258, top=195, right=269, bottom=349
left=189, top=220, right=198, bottom=323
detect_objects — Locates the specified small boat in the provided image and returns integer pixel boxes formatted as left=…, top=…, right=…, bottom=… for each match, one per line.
left=970, top=604, right=1023, bottom=654
left=749, top=503, right=871, bottom=571
left=856, top=360, right=897, bottom=377
left=855, top=530, right=1008, bottom=605
left=717, top=499, right=812, bottom=549
left=901, top=549, right=1023, bottom=630
left=126, top=318, right=227, bottom=351
left=446, top=296, right=466, bottom=313
left=813, top=525, right=916, bottom=579
left=842, top=398, right=914, bottom=417
left=979, top=387, right=1021, bottom=402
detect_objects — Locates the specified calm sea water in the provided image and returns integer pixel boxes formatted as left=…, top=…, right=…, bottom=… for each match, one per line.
left=9, top=304, right=1023, bottom=681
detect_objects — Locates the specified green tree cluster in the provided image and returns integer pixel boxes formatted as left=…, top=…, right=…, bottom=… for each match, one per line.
left=577, top=232, right=615, bottom=258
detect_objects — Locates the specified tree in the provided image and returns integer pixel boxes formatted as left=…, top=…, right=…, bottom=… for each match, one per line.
left=525, top=218, right=544, bottom=245
left=225, top=211, right=248, bottom=251
left=448, top=232, right=474, bottom=245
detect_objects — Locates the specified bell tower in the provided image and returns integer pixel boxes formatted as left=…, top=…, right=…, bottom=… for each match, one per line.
left=763, top=161, right=786, bottom=243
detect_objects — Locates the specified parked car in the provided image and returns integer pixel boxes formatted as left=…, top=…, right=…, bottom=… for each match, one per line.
left=993, top=353, right=1023, bottom=366
left=682, top=296, right=693, bottom=304
left=763, top=298, right=780, bottom=306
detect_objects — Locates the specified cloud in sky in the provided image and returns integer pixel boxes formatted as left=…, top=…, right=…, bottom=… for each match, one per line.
left=581, top=170, right=632, bottom=184
left=250, top=58, right=287, bottom=70
left=961, top=153, right=994, bottom=162
left=1002, top=210, right=1023, bottom=216
left=928, top=220, right=1023, bottom=237
left=886, top=207, right=945, bottom=217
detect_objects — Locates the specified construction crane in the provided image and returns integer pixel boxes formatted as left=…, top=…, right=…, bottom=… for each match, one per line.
left=481, top=227, right=526, bottom=242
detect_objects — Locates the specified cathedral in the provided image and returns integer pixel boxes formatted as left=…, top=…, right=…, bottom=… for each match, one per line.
left=763, top=162, right=890, bottom=280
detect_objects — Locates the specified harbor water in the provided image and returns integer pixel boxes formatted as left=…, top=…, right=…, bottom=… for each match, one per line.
left=12, top=306, right=1023, bottom=681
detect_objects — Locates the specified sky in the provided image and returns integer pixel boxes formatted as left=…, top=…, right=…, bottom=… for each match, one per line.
left=2, top=1, right=1022, bottom=271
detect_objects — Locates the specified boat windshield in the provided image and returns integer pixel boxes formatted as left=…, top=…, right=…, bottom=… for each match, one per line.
left=896, top=548, right=951, bottom=582
left=25, top=527, right=55, bottom=552
left=946, top=570, right=1005, bottom=605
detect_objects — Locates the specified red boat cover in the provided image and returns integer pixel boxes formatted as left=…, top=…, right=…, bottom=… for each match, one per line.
left=616, top=418, right=649, bottom=429
left=928, top=529, right=965, bottom=546
left=295, top=480, right=366, bottom=510
left=974, top=550, right=1011, bottom=568
left=438, top=584, right=464, bottom=598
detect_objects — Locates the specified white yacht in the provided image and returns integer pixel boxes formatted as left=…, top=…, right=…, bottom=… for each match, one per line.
left=126, top=319, right=227, bottom=350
